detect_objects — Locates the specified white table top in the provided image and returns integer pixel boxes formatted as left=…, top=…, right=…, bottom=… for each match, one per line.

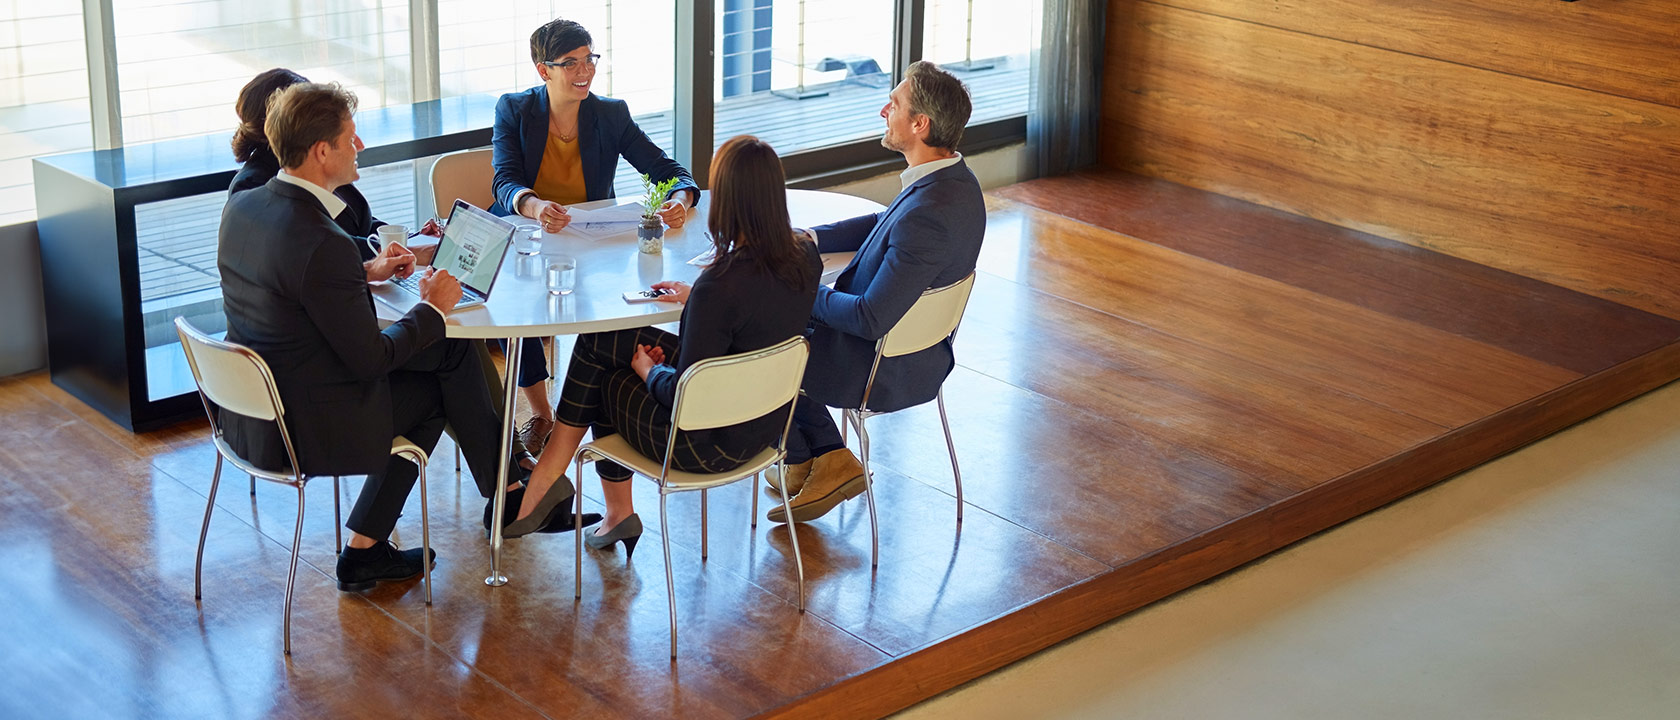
left=379, top=189, right=881, bottom=339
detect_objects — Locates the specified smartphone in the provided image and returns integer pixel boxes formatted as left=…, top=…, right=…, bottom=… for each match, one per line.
left=623, top=288, right=676, bottom=303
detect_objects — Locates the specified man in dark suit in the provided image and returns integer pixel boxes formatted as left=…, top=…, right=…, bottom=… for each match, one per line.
left=767, top=61, right=987, bottom=523
left=217, top=82, right=481, bottom=590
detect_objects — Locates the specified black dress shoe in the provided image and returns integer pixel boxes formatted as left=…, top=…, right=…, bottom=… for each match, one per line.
left=537, top=509, right=604, bottom=534
left=336, top=541, right=437, bottom=592
left=483, top=486, right=526, bottom=534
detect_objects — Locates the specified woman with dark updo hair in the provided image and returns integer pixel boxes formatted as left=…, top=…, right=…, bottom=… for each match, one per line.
left=229, top=68, right=441, bottom=261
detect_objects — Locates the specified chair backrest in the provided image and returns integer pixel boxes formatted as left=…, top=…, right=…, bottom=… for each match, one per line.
left=880, top=272, right=976, bottom=358
left=174, top=316, right=284, bottom=422
left=430, top=148, right=495, bottom=218
left=671, top=336, right=809, bottom=432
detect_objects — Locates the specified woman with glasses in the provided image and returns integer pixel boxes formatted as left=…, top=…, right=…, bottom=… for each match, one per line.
left=488, top=18, right=700, bottom=457
left=505, top=135, right=818, bottom=553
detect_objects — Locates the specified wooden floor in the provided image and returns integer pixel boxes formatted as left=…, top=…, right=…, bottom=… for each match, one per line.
left=5, top=168, right=1679, bottom=719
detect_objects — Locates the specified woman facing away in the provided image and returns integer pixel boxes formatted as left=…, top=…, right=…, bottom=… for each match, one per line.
left=489, top=18, right=701, bottom=458
left=503, top=135, right=819, bottom=554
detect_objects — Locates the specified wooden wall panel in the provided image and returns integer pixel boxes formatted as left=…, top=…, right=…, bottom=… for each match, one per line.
left=1149, top=0, right=1680, bottom=108
left=1101, top=1, right=1680, bottom=319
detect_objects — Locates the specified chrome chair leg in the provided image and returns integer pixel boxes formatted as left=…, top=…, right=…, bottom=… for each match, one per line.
left=660, top=493, right=678, bottom=659
left=700, top=489, right=708, bottom=560
left=454, top=446, right=461, bottom=475
left=750, top=473, right=759, bottom=529
left=284, top=484, right=306, bottom=656
left=936, top=390, right=963, bottom=523
left=249, top=472, right=256, bottom=496
left=195, top=454, right=225, bottom=600
left=574, top=452, right=586, bottom=600
left=332, top=476, right=342, bottom=550
left=850, top=410, right=880, bottom=569
left=775, top=459, right=806, bottom=611
left=415, top=455, right=432, bottom=606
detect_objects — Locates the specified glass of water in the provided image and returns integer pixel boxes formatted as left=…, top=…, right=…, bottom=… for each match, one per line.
left=546, top=255, right=577, bottom=296
left=514, top=223, right=543, bottom=255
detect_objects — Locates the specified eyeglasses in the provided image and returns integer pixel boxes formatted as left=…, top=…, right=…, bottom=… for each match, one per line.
left=542, top=54, right=602, bottom=73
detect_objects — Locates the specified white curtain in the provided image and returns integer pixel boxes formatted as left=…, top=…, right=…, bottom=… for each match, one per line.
left=1027, top=0, right=1105, bottom=177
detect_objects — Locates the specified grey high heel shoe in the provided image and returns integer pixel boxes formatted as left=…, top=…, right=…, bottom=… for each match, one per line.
left=503, top=475, right=575, bottom=538
left=584, top=513, right=643, bottom=561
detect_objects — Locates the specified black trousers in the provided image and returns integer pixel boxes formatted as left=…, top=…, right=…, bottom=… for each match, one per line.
left=555, top=328, right=753, bottom=481
left=784, top=395, right=845, bottom=465
left=346, top=337, right=507, bottom=540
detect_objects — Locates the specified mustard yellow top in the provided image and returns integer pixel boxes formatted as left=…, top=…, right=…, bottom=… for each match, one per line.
left=530, top=132, right=587, bottom=205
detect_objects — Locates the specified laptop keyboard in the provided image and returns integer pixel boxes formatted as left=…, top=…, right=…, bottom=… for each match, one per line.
left=389, top=273, right=479, bottom=308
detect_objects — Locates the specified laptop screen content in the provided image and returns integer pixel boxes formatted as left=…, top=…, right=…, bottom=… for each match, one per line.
left=432, top=202, right=513, bottom=294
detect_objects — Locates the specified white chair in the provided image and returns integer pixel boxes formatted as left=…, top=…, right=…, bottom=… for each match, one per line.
left=175, top=318, right=432, bottom=655
left=570, top=336, right=811, bottom=659
left=843, top=272, right=976, bottom=568
left=429, top=147, right=495, bottom=217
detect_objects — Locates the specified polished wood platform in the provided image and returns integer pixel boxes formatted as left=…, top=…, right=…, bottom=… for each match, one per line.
left=4, top=170, right=1677, bottom=718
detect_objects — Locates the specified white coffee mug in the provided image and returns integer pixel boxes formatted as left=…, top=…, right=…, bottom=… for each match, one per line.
left=376, top=224, right=408, bottom=249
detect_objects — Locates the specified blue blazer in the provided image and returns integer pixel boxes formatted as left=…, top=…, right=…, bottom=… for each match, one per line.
left=806, top=159, right=986, bottom=412
left=490, top=85, right=697, bottom=216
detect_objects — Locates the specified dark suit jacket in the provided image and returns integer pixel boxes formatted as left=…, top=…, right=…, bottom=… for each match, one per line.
left=230, top=146, right=385, bottom=262
left=217, top=178, right=444, bottom=475
left=807, top=160, right=986, bottom=412
left=489, top=86, right=697, bottom=216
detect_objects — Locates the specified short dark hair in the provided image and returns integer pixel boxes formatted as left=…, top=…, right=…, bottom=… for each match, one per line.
left=232, top=68, right=308, bottom=162
left=530, top=19, right=592, bottom=65
left=264, top=82, right=357, bottom=170
left=905, top=61, right=972, bottom=151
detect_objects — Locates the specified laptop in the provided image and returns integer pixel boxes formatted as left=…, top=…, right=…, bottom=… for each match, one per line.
left=373, top=199, right=515, bottom=312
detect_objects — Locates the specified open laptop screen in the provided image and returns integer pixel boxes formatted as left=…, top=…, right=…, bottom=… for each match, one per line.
left=431, top=200, right=514, bottom=296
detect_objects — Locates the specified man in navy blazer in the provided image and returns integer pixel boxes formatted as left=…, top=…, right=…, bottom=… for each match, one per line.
left=768, top=61, right=986, bottom=523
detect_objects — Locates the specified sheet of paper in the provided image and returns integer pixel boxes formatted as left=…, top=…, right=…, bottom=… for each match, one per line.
left=559, top=202, right=647, bottom=240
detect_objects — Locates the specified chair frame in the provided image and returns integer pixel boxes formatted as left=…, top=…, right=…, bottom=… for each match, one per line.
left=175, top=318, right=432, bottom=656
left=842, top=273, right=975, bottom=568
left=571, top=336, right=810, bottom=659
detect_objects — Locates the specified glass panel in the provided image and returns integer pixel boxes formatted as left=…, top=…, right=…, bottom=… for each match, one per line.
left=438, top=0, right=676, bottom=199
left=114, top=0, right=413, bottom=146
left=0, top=1, right=90, bottom=225
left=923, top=0, right=1032, bottom=124
left=138, top=161, right=420, bottom=401
left=714, top=0, right=896, bottom=155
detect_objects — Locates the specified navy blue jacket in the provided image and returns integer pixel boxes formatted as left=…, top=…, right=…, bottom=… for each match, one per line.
left=489, top=86, right=697, bottom=216
left=807, top=159, right=986, bottom=412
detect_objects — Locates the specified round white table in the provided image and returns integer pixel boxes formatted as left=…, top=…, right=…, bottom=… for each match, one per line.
left=391, top=188, right=884, bottom=586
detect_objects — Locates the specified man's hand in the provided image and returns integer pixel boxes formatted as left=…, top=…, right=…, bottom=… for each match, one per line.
left=649, top=280, right=691, bottom=305
left=409, top=240, right=440, bottom=266
left=417, top=218, right=443, bottom=238
left=365, top=241, right=416, bottom=283
left=631, top=343, right=665, bottom=379
left=524, top=197, right=571, bottom=233
left=418, top=267, right=463, bottom=313
left=656, top=197, right=689, bottom=229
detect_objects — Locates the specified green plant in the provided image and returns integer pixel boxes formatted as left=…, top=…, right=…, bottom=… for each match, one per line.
left=640, top=174, right=680, bottom=220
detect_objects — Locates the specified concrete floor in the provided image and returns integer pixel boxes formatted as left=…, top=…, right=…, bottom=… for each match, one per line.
left=899, top=381, right=1680, bottom=720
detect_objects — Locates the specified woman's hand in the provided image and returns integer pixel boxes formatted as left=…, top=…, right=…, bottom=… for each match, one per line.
left=656, top=198, right=689, bottom=229
left=649, top=280, right=691, bottom=305
left=631, top=343, right=666, bottom=379
left=417, top=218, right=444, bottom=237
left=525, top=197, right=572, bottom=233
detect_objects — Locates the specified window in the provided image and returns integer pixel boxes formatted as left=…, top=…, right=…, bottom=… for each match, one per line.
left=439, top=1, right=676, bottom=198
left=923, top=0, right=1031, bottom=125
left=713, top=0, right=897, bottom=155
left=115, top=0, right=413, bottom=145
left=0, top=1, right=90, bottom=225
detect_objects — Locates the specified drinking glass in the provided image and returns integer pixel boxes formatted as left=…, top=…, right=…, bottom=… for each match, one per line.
left=546, top=255, right=577, bottom=295
left=515, top=223, right=543, bottom=255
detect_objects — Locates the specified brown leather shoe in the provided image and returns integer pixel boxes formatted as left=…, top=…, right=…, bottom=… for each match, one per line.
left=767, top=449, right=866, bottom=523
left=763, top=458, right=815, bottom=496
left=519, top=416, right=554, bottom=457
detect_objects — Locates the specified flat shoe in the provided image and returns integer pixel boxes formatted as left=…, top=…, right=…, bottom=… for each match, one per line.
left=767, top=474, right=868, bottom=524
